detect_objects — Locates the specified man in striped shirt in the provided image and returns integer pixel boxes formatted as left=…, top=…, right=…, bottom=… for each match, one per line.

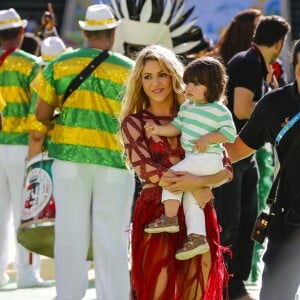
left=34, top=4, right=135, bottom=300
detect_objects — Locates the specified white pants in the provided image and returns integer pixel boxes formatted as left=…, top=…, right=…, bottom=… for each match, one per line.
left=162, top=153, right=223, bottom=236
left=53, top=160, right=134, bottom=300
left=0, top=145, right=41, bottom=281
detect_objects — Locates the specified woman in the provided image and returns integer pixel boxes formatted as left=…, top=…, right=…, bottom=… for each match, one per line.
left=120, top=45, right=232, bottom=300
left=213, top=8, right=263, bottom=65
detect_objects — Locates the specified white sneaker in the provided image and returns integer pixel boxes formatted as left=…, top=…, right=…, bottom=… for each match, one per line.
left=0, top=273, right=9, bottom=287
left=17, top=276, right=53, bottom=289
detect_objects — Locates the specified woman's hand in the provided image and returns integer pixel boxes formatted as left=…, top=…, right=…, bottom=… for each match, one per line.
left=159, top=170, right=176, bottom=187
left=161, top=171, right=203, bottom=193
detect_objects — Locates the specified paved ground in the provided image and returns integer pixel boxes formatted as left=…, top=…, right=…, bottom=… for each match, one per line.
left=3, top=238, right=300, bottom=300
left=0, top=257, right=97, bottom=300
left=0, top=255, right=260, bottom=300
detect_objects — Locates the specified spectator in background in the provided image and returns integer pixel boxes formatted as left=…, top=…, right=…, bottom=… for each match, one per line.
left=213, top=15, right=291, bottom=300
left=214, top=8, right=263, bottom=65
left=35, top=3, right=58, bottom=40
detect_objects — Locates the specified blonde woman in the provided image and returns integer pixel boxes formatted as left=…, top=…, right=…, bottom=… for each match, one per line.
left=120, top=45, right=233, bottom=300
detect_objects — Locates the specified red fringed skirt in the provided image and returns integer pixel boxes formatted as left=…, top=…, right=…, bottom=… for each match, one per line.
left=131, top=186, right=229, bottom=300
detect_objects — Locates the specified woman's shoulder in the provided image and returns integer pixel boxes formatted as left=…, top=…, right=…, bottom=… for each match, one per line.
left=121, top=111, right=148, bottom=128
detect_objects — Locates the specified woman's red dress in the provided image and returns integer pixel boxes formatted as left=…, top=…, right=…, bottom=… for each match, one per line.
left=121, top=110, right=229, bottom=300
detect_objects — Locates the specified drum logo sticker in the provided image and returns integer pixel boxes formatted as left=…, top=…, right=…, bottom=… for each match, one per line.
left=22, top=167, right=53, bottom=221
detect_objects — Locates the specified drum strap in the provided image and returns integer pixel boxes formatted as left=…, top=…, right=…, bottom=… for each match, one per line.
left=63, top=50, right=110, bottom=102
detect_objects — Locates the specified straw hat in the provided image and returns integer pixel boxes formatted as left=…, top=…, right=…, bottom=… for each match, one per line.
left=40, top=36, right=70, bottom=65
left=0, top=8, right=27, bottom=31
left=78, top=4, right=121, bottom=31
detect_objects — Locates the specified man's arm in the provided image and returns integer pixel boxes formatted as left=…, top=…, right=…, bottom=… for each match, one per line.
left=36, top=98, right=55, bottom=129
left=233, top=87, right=256, bottom=119
left=27, top=131, right=46, bottom=159
left=224, top=136, right=255, bottom=163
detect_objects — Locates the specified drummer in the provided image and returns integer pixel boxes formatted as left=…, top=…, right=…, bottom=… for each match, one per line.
left=27, top=36, right=71, bottom=160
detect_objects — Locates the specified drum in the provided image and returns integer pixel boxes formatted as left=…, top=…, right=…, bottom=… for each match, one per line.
left=17, top=153, right=93, bottom=260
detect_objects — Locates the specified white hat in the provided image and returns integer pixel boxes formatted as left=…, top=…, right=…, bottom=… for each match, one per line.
left=78, top=4, right=121, bottom=31
left=0, top=8, right=27, bottom=31
left=40, top=36, right=69, bottom=65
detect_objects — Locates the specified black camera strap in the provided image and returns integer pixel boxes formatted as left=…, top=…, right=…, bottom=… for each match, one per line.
left=63, top=50, right=110, bottom=102
left=267, top=111, right=300, bottom=206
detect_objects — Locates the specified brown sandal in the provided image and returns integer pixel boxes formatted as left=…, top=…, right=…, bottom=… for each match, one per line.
left=144, top=215, right=179, bottom=234
left=175, top=234, right=209, bottom=260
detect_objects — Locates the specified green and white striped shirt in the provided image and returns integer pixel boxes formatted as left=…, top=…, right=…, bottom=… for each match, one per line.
left=172, top=100, right=236, bottom=154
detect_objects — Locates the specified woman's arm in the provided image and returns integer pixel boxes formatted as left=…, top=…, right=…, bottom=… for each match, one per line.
left=161, top=168, right=232, bottom=194
left=121, top=115, right=170, bottom=184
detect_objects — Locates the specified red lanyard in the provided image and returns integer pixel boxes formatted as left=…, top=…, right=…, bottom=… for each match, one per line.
left=0, top=48, right=16, bottom=66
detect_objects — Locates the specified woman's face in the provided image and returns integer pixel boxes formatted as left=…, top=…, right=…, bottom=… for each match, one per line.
left=142, top=59, right=174, bottom=105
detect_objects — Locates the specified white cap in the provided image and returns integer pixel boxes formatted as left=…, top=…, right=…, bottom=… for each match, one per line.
left=40, top=36, right=69, bottom=65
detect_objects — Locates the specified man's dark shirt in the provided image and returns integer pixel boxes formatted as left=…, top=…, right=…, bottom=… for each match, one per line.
left=226, top=45, right=268, bottom=132
left=239, top=81, right=300, bottom=239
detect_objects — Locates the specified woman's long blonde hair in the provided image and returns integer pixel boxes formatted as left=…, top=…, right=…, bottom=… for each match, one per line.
left=119, top=44, right=185, bottom=122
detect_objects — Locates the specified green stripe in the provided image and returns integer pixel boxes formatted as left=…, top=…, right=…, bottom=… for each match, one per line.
left=3, top=102, right=28, bottom=117
left=55, top=76, right=124, bottom=101
left=183, top=119, right=216, bottom=133
left=48, top=142, right=126, bottom=168
left=0, top=132, right=29, bottom=145
left=29, top=93, right=38, bottom=115
left=0, top=71, right=31, bottom=90
left=55, top=48, right=133, bottom=69
left=56, top=107, right=118, bottom=133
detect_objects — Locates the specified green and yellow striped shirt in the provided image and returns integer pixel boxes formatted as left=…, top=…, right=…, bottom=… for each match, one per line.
left=33, top=48, right=134, bottom=168
left=0, top=49, right=40, bottom=145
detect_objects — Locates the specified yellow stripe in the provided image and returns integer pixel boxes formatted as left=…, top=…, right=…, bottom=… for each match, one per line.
left=85, top=18, right=116, bottom=26
left=26, top=115, right=48, bottom=133
left=2, top=56, right=36, bottom=75
left=0, top=86, right=29, bottom=103
left=31, top=73, right=59, bottom=107
left=2, top=116, right=28, bottom=133
left=63, top=89, right=121, bottom=113
left=0, top=93, right=5, bottom=111
left=53, top=59, right=130, bottom=84
left=41, top=53, right=59, bottom=62
left=0, top=17, right=21, bottom=25
left=51, top=125, right=122, bottom=151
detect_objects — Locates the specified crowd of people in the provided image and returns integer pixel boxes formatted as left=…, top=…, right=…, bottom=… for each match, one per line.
left=0, top=2, right=300, bottom=300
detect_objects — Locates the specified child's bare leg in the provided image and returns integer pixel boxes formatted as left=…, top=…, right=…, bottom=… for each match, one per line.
left=164, top=199, right=180, bottom=217
left=192, top=188, right=213, bottom=209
